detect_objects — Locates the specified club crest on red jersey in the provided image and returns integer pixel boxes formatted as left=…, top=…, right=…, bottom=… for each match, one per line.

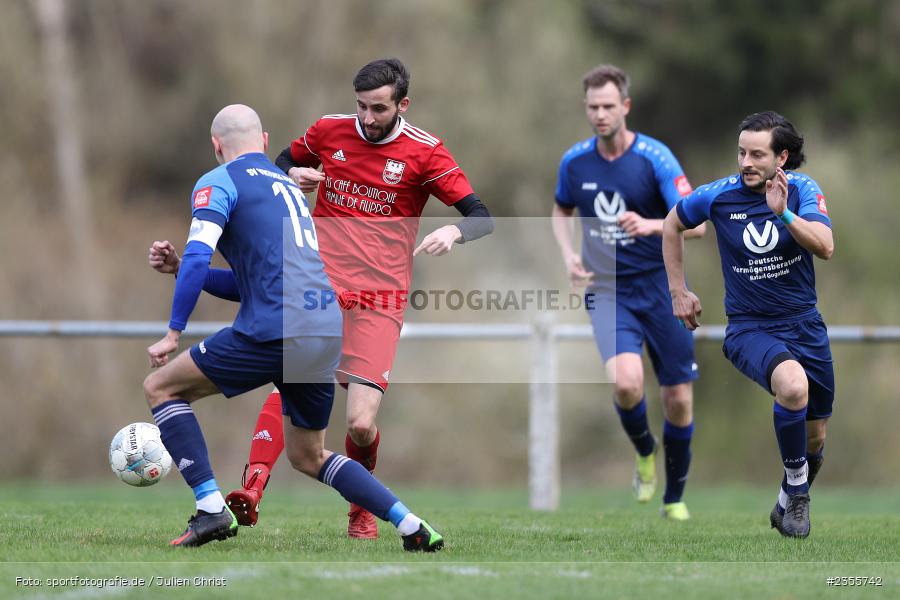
left=193, top=186, right=212, bottom=208
left=382, top=159, right=406, bottom=185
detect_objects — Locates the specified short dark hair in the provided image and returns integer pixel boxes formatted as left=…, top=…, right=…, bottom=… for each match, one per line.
left=353, top=58, right=410, bottom=104
left=582, top=64, right=630, bottom=99
left=739, top=111, right=806, bottom=170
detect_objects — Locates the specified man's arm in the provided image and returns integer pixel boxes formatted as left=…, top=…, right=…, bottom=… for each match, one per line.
left=274, top=146, right=299, bottom=174
left=452, top=194, right=494, bottom=242
left=147, top=217, right=224, bottom=368
left=766, top=168, right=834, bottom=260
left=782, top=219, right=833, bottom=259
left=275, top=146, right=325, bottom=195
left=412, top=194, right=494, bottom=257
left=551, top=203, right=594, bottom=287
left=148, top=239, right=212, bottom=367
left=618, top=213, right=707, bottom=239
left=167, top=237, right=214, bottom=332
left=203, top=269, right=241, bottom=301
left=685, top=221, right=707, bottom=239
left=662, top=208, right=703, bottom=330
left=149, top=240, right=240, bottom=301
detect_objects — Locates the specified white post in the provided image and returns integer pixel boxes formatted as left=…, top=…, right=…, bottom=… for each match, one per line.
left=529, top=315, right=559, bottom=510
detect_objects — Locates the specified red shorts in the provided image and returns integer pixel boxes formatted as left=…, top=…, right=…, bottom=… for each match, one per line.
left=336, top=305, right=403, bottom=392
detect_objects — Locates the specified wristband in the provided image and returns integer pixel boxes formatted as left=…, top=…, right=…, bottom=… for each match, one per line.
left=778, top=209, right=796, bottom=225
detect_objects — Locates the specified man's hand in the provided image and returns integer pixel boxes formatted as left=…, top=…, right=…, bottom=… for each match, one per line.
left=148, top=329, right=180, bottom=368
left=565, top=254, right=594, bottom=288
left=618, top=211, right=658, bottom=237
left=288, top=166, right=326, bottom=194
left=413, top=225, right=463, bottom=257
left=766, top=167, right=789, bottom=216
left=670, top=288, right=702, bottom=330
left=149, top=241, right=181, bottom=275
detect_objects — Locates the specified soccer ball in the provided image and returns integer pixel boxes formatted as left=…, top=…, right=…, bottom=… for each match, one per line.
left=109, top=422, right=172, bottom=486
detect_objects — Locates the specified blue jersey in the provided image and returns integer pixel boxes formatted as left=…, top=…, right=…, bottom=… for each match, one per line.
left=189, top=152, right=341, bottom=341
left=555, top=133, right=693, bottom=277
left=676, top=171, right=831, bottom=321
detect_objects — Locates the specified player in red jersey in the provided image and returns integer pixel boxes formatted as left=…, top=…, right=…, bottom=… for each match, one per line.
left=224, top=58, right=493, bottom=538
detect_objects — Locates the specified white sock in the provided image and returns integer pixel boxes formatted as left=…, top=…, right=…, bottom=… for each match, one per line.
left=397, top=513, right=422, bottom=536
left=777, top=488, right=789, bottom=510
left=196, top=491, right=226, bottom=514
left=785, top=461, right=809, bottom=489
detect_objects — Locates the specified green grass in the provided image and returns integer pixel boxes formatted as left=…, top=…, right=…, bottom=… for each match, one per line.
left=1, top=483, right=898, bottom=599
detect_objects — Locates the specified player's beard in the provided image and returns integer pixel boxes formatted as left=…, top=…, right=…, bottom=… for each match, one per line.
left=360, top=110, right=400, bottom=143
left=741, top=165, right=775, bottom=192
left=594, top=124, right=613, bottom=140
left=593, top=119, right=623, bottom=143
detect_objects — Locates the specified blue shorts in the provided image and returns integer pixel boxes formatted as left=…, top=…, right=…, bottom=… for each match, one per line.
left=722, top=313, right=834, bottom=419
left=586, top=268, right=698, bottom=386
left=190, top=327, right=341, bottom=430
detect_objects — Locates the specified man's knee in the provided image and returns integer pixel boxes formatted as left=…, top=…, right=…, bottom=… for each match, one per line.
left=346, top=384, right=382, bottom=441
left=772, top=364, right=808, bottom=409
left=286, top=446, right=325, bottom=478
left=661, top=384, right=691, bottom=405
left=606, top=354, right=644, bottom=406
left=776, top=380, right=808, bottom=409
left=143, top=372, right=167, bottom=409
left=661, top=384, right=693, bottom=424
left=613, top=369, right=644, bottom=406
left=346, top=418, right=376, bottom=443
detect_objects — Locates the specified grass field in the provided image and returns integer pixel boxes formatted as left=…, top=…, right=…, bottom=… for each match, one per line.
left=1, top=483, right=898, bottom=599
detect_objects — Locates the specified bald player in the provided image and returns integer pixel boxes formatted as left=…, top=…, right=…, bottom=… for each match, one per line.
left=142, top=104, right=444, bottom=551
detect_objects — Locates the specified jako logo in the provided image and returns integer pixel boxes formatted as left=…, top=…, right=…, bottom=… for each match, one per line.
left=593, top=191, right=626, bottom=223
left=743, top=221, right=779, bottom=254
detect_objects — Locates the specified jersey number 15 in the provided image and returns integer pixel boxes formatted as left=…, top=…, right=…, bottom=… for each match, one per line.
left=273, top=181, right=319, bottom=251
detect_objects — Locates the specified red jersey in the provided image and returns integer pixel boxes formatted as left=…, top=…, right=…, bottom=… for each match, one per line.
left=289, top=115, right=474, bottom=298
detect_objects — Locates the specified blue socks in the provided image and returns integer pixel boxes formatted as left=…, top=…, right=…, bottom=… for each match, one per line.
left=318, top=453, right=402, bottom=523
left=152, top=400, right=219, bottom=506
left=773, top=402, right=808, bottom=495
left=615, top=397, right=655, bottom=457
left=662, top=420, right=693, bottom=503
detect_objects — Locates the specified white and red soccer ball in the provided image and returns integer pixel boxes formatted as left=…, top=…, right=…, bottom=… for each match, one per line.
left=109, top=422, right=173, bottom=486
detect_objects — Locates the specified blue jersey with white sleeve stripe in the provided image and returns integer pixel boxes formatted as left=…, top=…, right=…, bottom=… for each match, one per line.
left=187, top=152, right=341, bottom=341
left=676, top=171, right=831, bottom=321
left=555, top=133, right=693, bottom=277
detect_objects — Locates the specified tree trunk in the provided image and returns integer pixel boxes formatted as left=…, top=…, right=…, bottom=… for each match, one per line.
left=32, top=0, right=116, bottom=386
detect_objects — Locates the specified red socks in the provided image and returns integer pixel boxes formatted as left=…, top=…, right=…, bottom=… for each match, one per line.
left=345, top=430, right=380, bottom=473
left=245, top=390, right=286, bottom=490
left=245, top=392, right=381, bottom=495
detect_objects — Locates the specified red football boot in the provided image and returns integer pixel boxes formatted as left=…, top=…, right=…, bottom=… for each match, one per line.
left=225, top=463, right=270, bottom=527
left=347, top=504, right=379, bottom=539
left=345, top=432, right=380, bottom=539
